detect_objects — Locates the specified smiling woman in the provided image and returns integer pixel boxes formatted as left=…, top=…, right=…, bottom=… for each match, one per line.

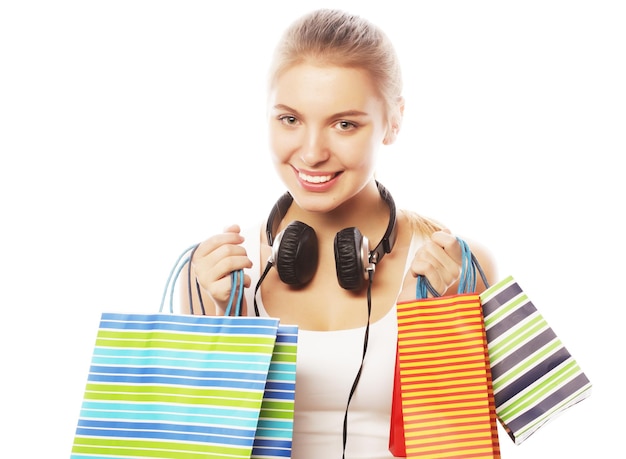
left=182, top=8, right=496, bottom=458
left=2, top=1, right=620, bottom=458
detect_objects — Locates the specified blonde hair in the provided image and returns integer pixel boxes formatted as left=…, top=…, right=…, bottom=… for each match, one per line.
left=401, top=210, right=445, bottom=237
left=268, top=9, right=403, bottom=125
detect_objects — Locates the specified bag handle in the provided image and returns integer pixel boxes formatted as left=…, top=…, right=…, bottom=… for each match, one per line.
left=416, top=237, right=490, bottom=299
left=159, top=243, right=245, bottom=317
left=225, top=269, right=245, bottom=317
left=159, top=244, right=198, bottom=313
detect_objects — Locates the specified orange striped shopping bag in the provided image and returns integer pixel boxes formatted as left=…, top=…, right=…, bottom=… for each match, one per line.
left=391, top=292, right=500, bottom=458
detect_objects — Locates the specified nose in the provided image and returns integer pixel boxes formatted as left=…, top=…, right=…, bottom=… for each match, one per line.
left=299, top=128, right=330, bottom=166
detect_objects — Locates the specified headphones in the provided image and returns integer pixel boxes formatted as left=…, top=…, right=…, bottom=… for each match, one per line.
left=265, top=181, right=398, bottom=291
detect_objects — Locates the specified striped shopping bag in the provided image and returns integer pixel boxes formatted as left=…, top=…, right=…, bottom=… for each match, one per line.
left=70, top=313, right=284, bottom=459
left=393, top=293, right=500, bottom=458
left=252, top=324, right=298, bottom=458
left=480, top=276, right=592, bottom=444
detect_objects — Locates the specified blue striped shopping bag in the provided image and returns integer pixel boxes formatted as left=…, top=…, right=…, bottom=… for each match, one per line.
left=70, top=313, right=285, bottom=459
left=70, top=248, right=298, bottom=459
left=253, top=324, right=298, bottom=458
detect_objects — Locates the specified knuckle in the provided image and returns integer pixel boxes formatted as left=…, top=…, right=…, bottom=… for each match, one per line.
left=207, top=279, right=231, bottom=302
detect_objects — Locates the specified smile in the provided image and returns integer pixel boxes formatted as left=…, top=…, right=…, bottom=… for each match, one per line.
left=298, top=171, right=336, bottom=183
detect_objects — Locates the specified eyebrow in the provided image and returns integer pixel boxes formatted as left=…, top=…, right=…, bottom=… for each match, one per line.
left=272, top=104, right=370, bottom=119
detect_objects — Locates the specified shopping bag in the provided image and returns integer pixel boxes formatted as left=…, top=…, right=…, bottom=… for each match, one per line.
left=70, top=246, right=299, bottom=459
left=403, top=238, right=593, bottom=445
left=389, top=350, right=407, bottom=456
left=480, top=275, right=592, bottom=444
left=187, top=256, right=300, bottom=458
left=70, top=313, right=280, bottom=459
left=390, top=244, right=501, bottom=458
left=166, top=250, right=299, bottom=458
left=252, top=323, right=298, bottom=458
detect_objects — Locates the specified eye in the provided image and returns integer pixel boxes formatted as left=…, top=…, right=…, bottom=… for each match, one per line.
left=278, top=115, right=299, bottom=126
left=335, top=120, right=358, bottom=131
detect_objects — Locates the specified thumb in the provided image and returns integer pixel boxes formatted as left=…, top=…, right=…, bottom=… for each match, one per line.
left=223, top=224, right=242, bottom=234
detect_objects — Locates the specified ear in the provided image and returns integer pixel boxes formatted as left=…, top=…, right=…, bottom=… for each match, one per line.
left=383, top=96, right=405, bottom=145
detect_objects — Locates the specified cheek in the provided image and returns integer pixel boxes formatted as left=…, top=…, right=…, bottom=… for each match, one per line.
left=268, top=125, right=295, bottom=162
left=336, top=132, right=381, bottom=167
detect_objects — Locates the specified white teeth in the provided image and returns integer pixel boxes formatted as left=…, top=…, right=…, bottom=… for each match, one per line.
left=299, top=172, right=333, bottom=183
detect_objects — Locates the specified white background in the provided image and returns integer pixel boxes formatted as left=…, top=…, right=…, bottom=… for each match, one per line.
left=1, top=1, right=624, bottom=457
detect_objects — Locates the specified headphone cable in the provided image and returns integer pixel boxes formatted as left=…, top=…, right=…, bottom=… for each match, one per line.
left=342, top=268, right=374, bottom=458
left=253, top=260, right=274, bottom=317
left=254, top=258, right=375, bottom=458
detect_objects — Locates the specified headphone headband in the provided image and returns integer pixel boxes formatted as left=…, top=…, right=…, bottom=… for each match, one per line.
left=266, top=181, right=398, bottom=266
left=370, top=182, right=398, bottom=265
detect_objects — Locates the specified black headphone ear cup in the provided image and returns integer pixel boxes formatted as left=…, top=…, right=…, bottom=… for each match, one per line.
left=334, top=227, right=366, bottom=291
left=274, top=221, right=318, bottom=287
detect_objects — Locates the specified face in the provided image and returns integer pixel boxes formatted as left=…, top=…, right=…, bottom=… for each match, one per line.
left=268, top=63, right=392, bottom=214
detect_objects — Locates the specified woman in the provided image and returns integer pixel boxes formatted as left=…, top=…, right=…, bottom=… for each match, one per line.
left=182, top=8, right=495, bottom=458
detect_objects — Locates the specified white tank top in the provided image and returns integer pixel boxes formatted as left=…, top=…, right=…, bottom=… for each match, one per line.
left=242, top=223, right=420, bottom=458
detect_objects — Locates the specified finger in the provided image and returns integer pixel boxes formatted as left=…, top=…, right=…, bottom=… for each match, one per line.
left=192, top=244, right=250, bottom=277
left=203, top=275, right=236, bottom=303
left=222, top=224, right=241, bottom=233
left=412, top=243, right=460, bottom=295
left=428, top=233, right=463, bottom=277
left=431, top=231, right=461, bottom=260
left=194, top=232, right=245, bottom=258
left=421, top=240, right=454, bottom=271
left=411, top=258, right=447, bottom=288
left=195, top=255, right=251, bottom=296
left=195, top=254, right=252, bottom=285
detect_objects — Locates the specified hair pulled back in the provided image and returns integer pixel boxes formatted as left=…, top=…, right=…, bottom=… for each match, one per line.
left=269, top=9, right=403, bottom=122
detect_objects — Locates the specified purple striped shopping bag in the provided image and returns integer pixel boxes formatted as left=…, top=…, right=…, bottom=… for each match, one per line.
left=480, top=276, right=592, bottom=444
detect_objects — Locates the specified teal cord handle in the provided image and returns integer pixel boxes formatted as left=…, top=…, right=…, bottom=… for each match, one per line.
left=159, top=244, right=198, bottom=313
left=225, top=269, right=245, bottom=316
left=235, top=270, right=244, bottom=316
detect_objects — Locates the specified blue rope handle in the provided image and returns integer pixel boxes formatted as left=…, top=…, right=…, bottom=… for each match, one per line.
left=415, top=237, right=489, bottom=299
left=224, top=269, right=245, bottom=316
left=159, top=244, right=199, bottom=313
left=160, top=245, right=246, bottom=316
left=458, top=238, right=475, bottom=294
left=235, top=270, right=244, bottom=316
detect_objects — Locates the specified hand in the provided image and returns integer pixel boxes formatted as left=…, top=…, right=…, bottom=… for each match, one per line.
left=398, top=229, right=463, bottom=302
left=191, top=224, right=252, bottom=315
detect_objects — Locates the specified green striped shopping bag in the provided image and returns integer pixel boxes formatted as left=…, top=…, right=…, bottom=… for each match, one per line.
left=70, top=248, right=298, bottom=459
left=252, top=323, right=298, bottom=458
left=480, top=276, right=592, bottom=444
left=436, top=238, right=592, bottom=445
left=398, top=238, right=593, bottom=447
left=70, top=313, right=284, bottom=459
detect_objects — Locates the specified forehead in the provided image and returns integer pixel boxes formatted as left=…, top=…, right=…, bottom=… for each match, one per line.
left=270, top=63, right=385, bottom=116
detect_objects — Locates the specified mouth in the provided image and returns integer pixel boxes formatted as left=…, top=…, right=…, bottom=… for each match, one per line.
left=297, top=171, right=338, bottom=184
left=293, top=167, right=342, bottom=191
